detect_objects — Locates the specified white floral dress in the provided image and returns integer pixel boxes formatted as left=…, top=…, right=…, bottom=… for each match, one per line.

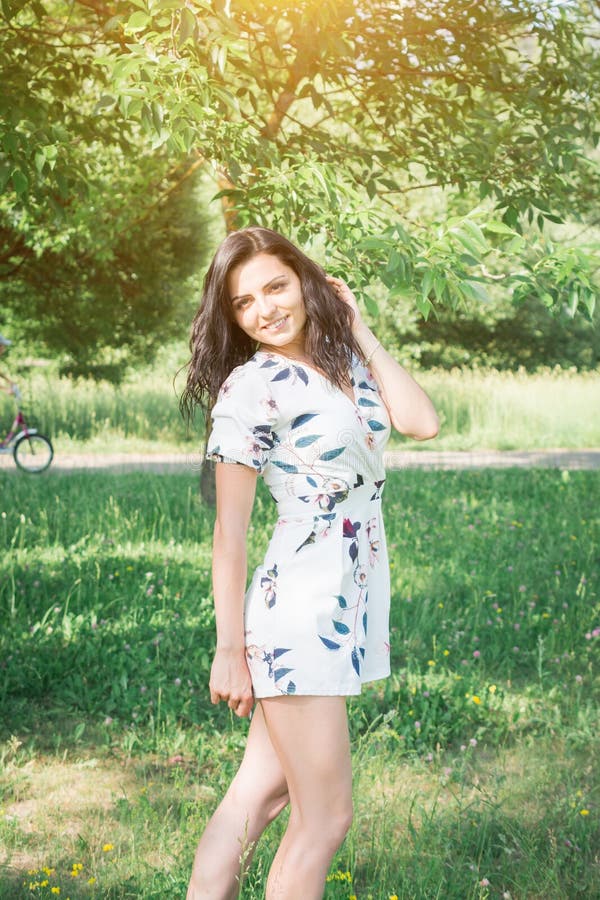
left=206, top=349, right=392, bottom=698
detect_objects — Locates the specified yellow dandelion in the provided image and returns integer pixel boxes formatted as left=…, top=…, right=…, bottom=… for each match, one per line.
left=489, top=684, right=497, bottom=694
left=27, top=869, right=39, bottom=876
left=580, top=809, right=590, bottom=816
left=428, top=659, right=436, bottom=666
left=88, top=877, right=97, bottom=885
left=349, top=895, right=358, bottom=900
left=438, top=602, right=444, bottom=608
left=443, top=649, right=449, bottom=656
left=472, top=695, right=481, bottom=704
left=51, top=888, right=61, bottom=895
left=390, top=895, right=399, bottom=900
left=42, top=867, right=55, bottom=876
left=576, top=790, right=583, bottom=797
left=41, top=880, right=49, bottom=887
left=102, top=843, right=114, bottom=852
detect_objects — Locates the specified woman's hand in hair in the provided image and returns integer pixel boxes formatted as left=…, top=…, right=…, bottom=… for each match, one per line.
left=326, top=276, right=362, bottom=333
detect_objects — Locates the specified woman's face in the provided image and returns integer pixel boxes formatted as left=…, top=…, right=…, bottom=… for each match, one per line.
left=227, top=252, right=307, bottom=355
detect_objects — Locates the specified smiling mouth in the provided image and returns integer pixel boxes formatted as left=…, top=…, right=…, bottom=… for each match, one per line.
left=262, top=316, right=288, bottom=332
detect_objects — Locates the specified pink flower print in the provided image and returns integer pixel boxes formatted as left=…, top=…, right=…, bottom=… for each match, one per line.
left=366, top=517, right=380, bottom=567
left=261, top=395, right=279, bottom=416
left=354, top=564, right=368, bottom=587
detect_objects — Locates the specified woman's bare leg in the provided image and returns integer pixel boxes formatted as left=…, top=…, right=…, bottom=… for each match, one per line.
left=261, top=696, right=353, bottom=900
left=187, top=703, right=289, bottom=900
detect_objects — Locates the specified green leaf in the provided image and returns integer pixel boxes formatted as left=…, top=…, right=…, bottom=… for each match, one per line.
left=461, top=280, right=491, bottom=304
left=151, top=101, right=164, bottom=133
left=364, top=293, right=378, bottom=317
left=582, top=291, right=596, bottom=320
left=11, top=169, right=28, bottom=196
left=421, top=269, right=434, bottom=301
left=415, top=296, right=433, bottom=320
left=460, top=219, right=488, bottom=252
left=179, top=7, right=196, bottom=46
left=484, top=221, right=518, bottom=237
left=94, top=94, right=116, bottom=114
left=126, top=11, right=150, bottom=31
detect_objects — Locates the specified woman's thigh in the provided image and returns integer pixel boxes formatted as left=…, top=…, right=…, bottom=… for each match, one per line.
left=259, top=696, right=352, bottom=823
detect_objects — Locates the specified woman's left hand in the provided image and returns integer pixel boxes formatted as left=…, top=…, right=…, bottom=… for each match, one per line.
left=326, top=276, right=362, bottom=333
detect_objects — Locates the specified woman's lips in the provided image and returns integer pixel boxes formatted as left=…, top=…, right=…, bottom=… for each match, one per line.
left=262, top=316, right=288, bottom=331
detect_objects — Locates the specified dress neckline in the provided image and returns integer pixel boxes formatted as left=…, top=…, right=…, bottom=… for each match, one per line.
left=254, top=349, right=358, bottom=409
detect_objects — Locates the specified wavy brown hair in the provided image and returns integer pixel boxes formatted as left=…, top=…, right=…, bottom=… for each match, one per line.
left=179, top=227, right=362, bottom=424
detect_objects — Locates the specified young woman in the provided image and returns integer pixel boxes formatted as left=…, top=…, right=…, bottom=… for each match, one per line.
left=181, top=227, right=439, bottom=899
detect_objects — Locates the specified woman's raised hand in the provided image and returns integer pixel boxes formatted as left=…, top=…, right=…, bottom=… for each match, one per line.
left=326, top=275, right=363, bottom=333
left=209, top=647, right=254, bottom=718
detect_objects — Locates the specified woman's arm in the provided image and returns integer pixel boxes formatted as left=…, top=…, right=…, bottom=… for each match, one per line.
left=327, top=276, right=440, bottom=441
left=208, top=462, right=258, bottom=718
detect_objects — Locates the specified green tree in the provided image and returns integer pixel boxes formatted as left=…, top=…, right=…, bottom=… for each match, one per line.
left=0, top=0, right=214, bottom=369
left=1, top=0, right=598, bottom=360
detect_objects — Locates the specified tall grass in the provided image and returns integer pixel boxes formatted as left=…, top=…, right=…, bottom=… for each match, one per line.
left=0, top=469, right=598, bottom=897
left=1, top=347, right=599, bottom=452
left=417, top=366, right=600, bottom=451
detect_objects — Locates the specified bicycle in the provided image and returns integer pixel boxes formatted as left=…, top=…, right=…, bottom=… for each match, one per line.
left=0, top=385, right=54, bottom=473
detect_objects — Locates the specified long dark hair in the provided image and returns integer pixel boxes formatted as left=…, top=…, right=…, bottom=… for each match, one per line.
left=179, top=227, right=362, bottom=424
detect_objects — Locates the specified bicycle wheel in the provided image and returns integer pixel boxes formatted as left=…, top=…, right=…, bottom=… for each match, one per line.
left=13, top=433, right=54, bottom=473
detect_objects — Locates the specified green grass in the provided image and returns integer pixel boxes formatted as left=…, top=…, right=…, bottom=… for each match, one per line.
left=0, top=469, right=598, bottom=898
left=2, top=348, right=599, bottom=454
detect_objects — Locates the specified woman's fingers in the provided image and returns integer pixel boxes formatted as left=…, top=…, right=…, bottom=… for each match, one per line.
left=210, top=686, right=254, bottom=718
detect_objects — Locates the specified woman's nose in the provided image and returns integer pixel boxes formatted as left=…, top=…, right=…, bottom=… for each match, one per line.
left=255, top=293, right=278, bottom=316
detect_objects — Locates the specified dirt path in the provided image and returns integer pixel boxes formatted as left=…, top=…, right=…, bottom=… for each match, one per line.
left=2, top=448, right=599, bottom=474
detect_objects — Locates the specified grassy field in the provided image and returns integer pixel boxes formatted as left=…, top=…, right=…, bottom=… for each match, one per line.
left=0, top=468, right=598, bottom=898
left=2, top=349, right=599, bottom=454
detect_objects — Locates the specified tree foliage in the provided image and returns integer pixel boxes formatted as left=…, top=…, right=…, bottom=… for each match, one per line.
left=1, top=0, right=598, bottom=360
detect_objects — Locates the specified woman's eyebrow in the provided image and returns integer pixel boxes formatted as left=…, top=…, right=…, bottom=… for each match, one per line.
left=231, top=275, right=287, bottom=304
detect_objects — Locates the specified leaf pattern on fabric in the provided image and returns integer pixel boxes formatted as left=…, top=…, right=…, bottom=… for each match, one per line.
left=370, top=479, right=386, bottom=501
left=319, top=447, right=345, bottom=461
left=295, top=434, right=322, bottom=447
left=295, top=513, right=335, bottom=552
left=291, top=413, right=318, bottom=429
left=260, top=564, right=278, bottom=609
left=246, top=644, right=296, bottom=694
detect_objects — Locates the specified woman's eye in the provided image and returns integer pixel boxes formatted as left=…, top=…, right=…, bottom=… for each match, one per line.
left=270, top=281, right=286, bottom=292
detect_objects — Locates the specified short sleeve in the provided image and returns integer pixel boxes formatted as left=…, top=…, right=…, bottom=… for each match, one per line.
left=206, top=366, right=279, bottom=474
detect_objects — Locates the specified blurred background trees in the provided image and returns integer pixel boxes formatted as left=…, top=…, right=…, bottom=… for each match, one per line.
left=1, top=0, right=598, bottom=376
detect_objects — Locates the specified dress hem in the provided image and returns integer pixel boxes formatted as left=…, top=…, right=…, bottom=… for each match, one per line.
left=253, top=670, right=390, bottom=699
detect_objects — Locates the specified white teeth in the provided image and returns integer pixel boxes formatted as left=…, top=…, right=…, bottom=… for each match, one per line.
left=264, top=317, right=286, bottom=330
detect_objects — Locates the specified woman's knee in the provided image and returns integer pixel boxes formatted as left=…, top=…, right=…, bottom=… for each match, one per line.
left=294, top=795, right=353, bottom=850
left=329, top=797, right=353, bottom=845
left=229, top=780, right=289, bottom=830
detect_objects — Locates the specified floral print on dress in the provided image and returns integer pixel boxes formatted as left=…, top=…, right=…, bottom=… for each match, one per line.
left=207, top=349, right=392, bottom=697
left=245, top=644, right=296, bottom=695
left=260, top=564, right=278, bottom=609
